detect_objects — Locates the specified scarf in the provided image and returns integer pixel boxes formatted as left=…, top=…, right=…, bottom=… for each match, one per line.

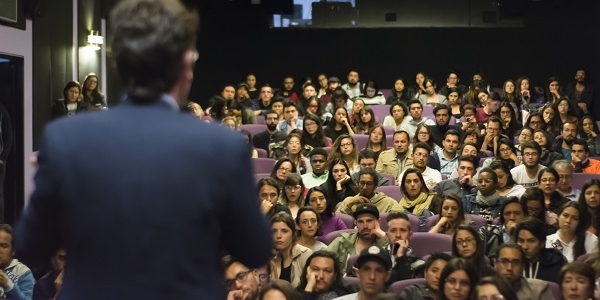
left=399, top=192, right=433, bottom=216
left=476, top=190, right=500, bottom=207
left=317, top=291, right=338, bottom=300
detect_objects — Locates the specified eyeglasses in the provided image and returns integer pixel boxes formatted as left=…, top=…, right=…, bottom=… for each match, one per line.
left=496, top=258, right=522, bottom=268
left=499, top=147, right=512, bottom=153
left=455, top=237, right=475, bottom=246
left=523, top=152, right=538, bottom=157
left=285, top=185, right=302, bottom=191
left=225, top=270, right=252, bottom=290
left=445, top=277, right=470, bottom=288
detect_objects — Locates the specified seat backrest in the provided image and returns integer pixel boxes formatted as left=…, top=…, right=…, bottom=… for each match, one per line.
left=481, top=150, right=494, bottom=157
left=323, top=147, right=332, bottom=155
left=240, top=124, right=267, bottom=137
left=409, top=232, right=453, bottom=258
left=346, top=254, right=360, bottom=276
left=254, top=173, right=271, bottom=183
left=371, top=104, right=391, bottom=123
left=376, top=185, right=403, bottom=202
left=316, top=229, right=356, bottom=245
left=256, top=148, right=267, bottom=158
left=449, top=116, right=456, bottom=125
left=255, top=115, right=265, bottom=124
left=466, top=214, right=488, bottom=229
left=423, top=105, right=434, bottom=118
left=380, top=173, right=395, bottom=186
left=335, top=213, right=355, bottom=229
left=479, top=157, right=488, bottom=168
left=252, top=158, right=277, bottom=174
left=388, top=278, right=426, bottom=296
left=383, top=126, right=395, bottom=136
left=386, top=135, right=394, bottom=148
left=353, top=134, right=370, bottom=151
left=571, top=173, right=597, bottom=190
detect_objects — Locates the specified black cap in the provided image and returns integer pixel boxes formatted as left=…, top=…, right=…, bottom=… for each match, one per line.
left=355, top=245, right=392, bottom=270
left=352, top=203, right=379, bottom=219
left=328, top=77, right=340, bottom=83
left=237, top=82, right=249, bottom=89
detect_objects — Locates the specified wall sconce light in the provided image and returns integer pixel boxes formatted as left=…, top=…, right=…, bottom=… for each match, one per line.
left=87, top=30, right=104, bottom=50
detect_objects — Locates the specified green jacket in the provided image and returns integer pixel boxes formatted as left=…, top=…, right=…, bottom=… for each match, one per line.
left=326, top=232, right=389, bottom=275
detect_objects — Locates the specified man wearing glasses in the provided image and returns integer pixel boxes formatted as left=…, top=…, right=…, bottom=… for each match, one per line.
left=511, top=141, right=546, bottom=188
left=494, top=244, right=555, bottom=300
left=223, top=255, right=261, bottom=300
left=336, top=169, right=401, bottom=215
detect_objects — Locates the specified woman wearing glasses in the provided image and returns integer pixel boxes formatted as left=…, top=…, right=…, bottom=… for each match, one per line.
left=537, top=168, right=570, bottom=216
left=279, top=174, right=306, bottom=218
left=451, top=225, right=496, bottom=277
left=438, top=258, right=480, bottom=300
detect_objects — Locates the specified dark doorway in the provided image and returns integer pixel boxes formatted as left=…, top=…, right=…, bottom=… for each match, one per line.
left=0, top=53, right=25, bottom=225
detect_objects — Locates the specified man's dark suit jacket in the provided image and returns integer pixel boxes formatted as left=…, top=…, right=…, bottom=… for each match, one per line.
left=15, top=99, right=273, bottom=300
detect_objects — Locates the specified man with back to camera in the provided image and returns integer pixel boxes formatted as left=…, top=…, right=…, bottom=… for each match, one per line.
left=14, top=1, right=273, bottom=299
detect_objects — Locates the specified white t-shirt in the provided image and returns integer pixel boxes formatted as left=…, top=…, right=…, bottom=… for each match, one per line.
left=546, top=231, right=598, bottom=263
left=510, top=164, right=546, bottom=188
left=398, top=167, right=442, bottom=190
left=333, top=292, right=359, bottom=300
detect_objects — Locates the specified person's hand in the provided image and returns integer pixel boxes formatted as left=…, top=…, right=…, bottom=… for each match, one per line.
left=227, top=290, right=247, bottom=300
left=483, top=133, right=494, bottom=145
left=305, top=268, right=317, bottom=292
left=522, top=90, right=530, bottom=99
left=509, top=152, right=518, bottom=163
left=578, top=102, right=588, bottom=113
left=341, top=117, right=349, bottom=126
left=460, top=174, right=473, bottom=186
left=349, top=196, right=369, bottom=207
left=54, top=270, right=64, bottom=296
left=371, top=219, right=386, bottom=238
left=572, top=153, right=581, bottom=164
left=503, top=116, right=511, bottom=126
left=336, top=175, right=351, bottom=186
left=393, top=239, right=409, bottom=258
left=0, top=271, right=10, bottom=289
left=505, top=221, right=518, bottom=235
left=437, top=216, right=448, bottom=227
left=261, top=200, right=273, bottom=214
left=543, top=113, right=552, bottom=124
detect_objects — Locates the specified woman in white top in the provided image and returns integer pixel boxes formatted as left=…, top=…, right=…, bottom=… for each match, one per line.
left=382, top=102, right=409, bottom=131
left=359, top=81, right=386, bottom=105
left=418, top=77, right=447, bottom=107
left=489, top=160, right=526, bottom=198
left=295, top=206, right=327, bottom=252
left=546, top=202, right=598, bottom=263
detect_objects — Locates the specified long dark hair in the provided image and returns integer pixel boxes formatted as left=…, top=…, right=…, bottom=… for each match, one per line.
left=495, top=138, right=517, bottom=169
left=295, top=206, right=322, bottom=237
left=226, top=99, right=250, bottom=124
left=557, top=202, right=590, bottom=261
left=412, top=123, right=436, bottom=151
left=325, top=158, right=356, bottom=205
left=451, top=225, right=487, bottom=274
left=438, top=258, right=479, bottom=300
left=400, top=168, right=431, bottom=199
left=489, top=160, right=516, bottom=189
left=82, top=73, right=105, bottom=105
left=475, top=276, right=518, bottom=300
left=520, top=187, right=547, bottom=222
left=307, top=186, right=334, bottom=217
left=301, top=113, right=327, bottom=148
left=578, top=116, right=600, bottom=139
left=296, top=251, right=344, bottom=295
left=578, top=179, right=600, bottom=235
left=439, top=194, right=466, bottom=232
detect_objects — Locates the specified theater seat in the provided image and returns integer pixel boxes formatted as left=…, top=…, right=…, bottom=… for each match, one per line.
left=252, top=158, right=277, bottom=174
left=409, top=232, right=452, bottom=258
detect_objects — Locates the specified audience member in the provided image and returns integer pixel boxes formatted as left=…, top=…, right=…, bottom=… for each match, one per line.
left=285, top=132, right=312, bottom=175
left=328, top=134, right=359, bottom=175
left=376, top=131, right=413, bottom=179
left=297, top=251, right=354, bottom=299
left=0, top=224, right=34, bottom=300
left=510, top=141, right=545, bottom=188
left=558, top=262, right=596, bottom=300
left=259, top=177, right=292, bottom=217
left=271, top=212, right=313, bottom=287
left=546, top=202, right=597, bottom=263
left=386, top=78, right=413, bottom=105
left=382, top=102, right=409, bottom=131
left=397, top=168, right=441, bottom=228
left=435, top=129, right=461, bottom=178
left=571, top=139, right=600, bottom=174
left=489, top=160, right=526, bottom=198
left=365, top=125, right=387, bottom=161
left=253, top=110, right=287, bottom=157
left=327, top=203, right=388, bottom=275
left=223, top=255, right=261, bottom=300
left=351, top=149, right=390, bottom=187
left=429, top=194, right=473, bottom=235
left=433, top=155, right=477, bottom=200
left=478, top=117, right=502, bottom=155
left=537, top=168, right=570, bottom=215
left=438, top=258, right=480, bottom=300
left=360, top=81, right=386, bottom=105
left=399, top=252, right=451, bottom=300
left=324, top=106, right=355, bottom=144
left=271, top=158, right=297, bottom=188
left=301, top=114, right=330, bottom=151
left=398, top=143, right=441, bottom=189
left=578, top=179, right=600, bottom=235
left=515, top=217, right=567, bottom=283
left=337, top=169, right=400, bottom=215
left=385, top=212, right=425, bottom=283
left=302, top=148, right=329, bottom=189
left=520, top=187, right=559, bottom=232
left=280, top=174, right=306, bottom=218
left=255, top=85, right=275, bottom=116
left=418, top=77, right=448, bottom=107
left=478, top=197, right=525, bottom=259
left=295, top=207, right=326, bottom=252
left=452, top=225, right=496, bottom=277
left=400, top=100, right=435, bottom=137
left=33, top=248, right=66, bottom=300
left=306, top=187, right=347, bottom=237
left=552, top=122, right=578, bottom=161
left=81, top=73, right=106, bottom=108
left=473, top=276, right=518, bottom=300
left=320, top=158, right=357, bottom=206
left=353, top=107, right=376, bottom=135
left=51, top=81, right=88, bottom=119
left=277, top=102, right=304, bottom=135
left=578, top=116, right=600, bottom=156
left=462, top=167, right=505, bottom=224
left=332, top=245, right=391, bottom=300
left=341, top=70, right=364, bottom=99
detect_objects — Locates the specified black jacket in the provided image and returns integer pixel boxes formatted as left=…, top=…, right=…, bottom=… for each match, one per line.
left=523, top=248, right=567, bottom=283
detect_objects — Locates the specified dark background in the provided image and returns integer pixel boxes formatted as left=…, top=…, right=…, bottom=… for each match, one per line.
left=31, top=0, right=600, bottom=149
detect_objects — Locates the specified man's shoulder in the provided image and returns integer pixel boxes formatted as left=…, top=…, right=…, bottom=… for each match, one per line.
left=379, top=149, right=395, bottom=158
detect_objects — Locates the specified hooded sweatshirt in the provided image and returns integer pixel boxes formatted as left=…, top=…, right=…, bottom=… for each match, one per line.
left=522, top=248, right=567, bottom=283
left=2, top=259, right=34, bottom=300
left=335, top=192, right=402, bottom=215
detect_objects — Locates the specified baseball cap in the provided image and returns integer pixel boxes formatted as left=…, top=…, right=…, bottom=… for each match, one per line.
left=355, top=245, right=392, bottom=270
left=328, top=77, right=340, bottom=83
left=237, top=82, right=249, bottom=89
left=352, top=203, right=379, bottom=219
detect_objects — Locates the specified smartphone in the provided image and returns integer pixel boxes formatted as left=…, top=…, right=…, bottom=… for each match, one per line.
left=392, top=242, right=400, bottom=254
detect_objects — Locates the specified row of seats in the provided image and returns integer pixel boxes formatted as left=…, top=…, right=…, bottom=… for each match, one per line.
left=341, top=274, right=561, bottom=299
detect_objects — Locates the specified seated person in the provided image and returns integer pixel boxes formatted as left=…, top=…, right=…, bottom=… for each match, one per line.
left=571, top=139, right=600, bottom=174
left=515, top=217, right=567, bottom=283
left=297, top=251, right=355, bottom=299
left=400, top=100, right=435, bottom=137
left=376, top=131, right=413, bottom=180
left=494, top=244, right=555, bottom=300
left=295, top=206, right=327, bottom=252
left=397, top=143, right=442, bottom=190
left=545, top=202, right=598, bottom=263
left=258, top=178, right=292, bottom=217
left=385, top=212, right=425, bottom=283
left=537, top=168, right=570, bottom=215
left=333, top=245, right=392, bottom=300
left=0, top=224, right=34, bottom=300
left=326, top=204, right=388, bottom=275
left=462, top=167, right=506, bottom=224
left=306, top=187, right=347, bottom=236
left=301, top=148, right=329, bottom=189
left=33, top=248, right=66, bottom=300
left=397, top=168, right=441, bottom=229
left=271, top=212, right=312, bottom=287
left=429, top=194, right=476, bottom=236
left=433, top=155, right=478, bottom=200
left=520, top=187, right=559, bottom=233
left=399, top=252, right=451, bottom=300
left=350, top=149, right=390, bottom=187
left=336, top=169, right=401, bottom=215
left=452, top=225, right=496, bottom=277
left=223, top=255, right=261, bottom=300
left=478, top=197, right=525, bottom=260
